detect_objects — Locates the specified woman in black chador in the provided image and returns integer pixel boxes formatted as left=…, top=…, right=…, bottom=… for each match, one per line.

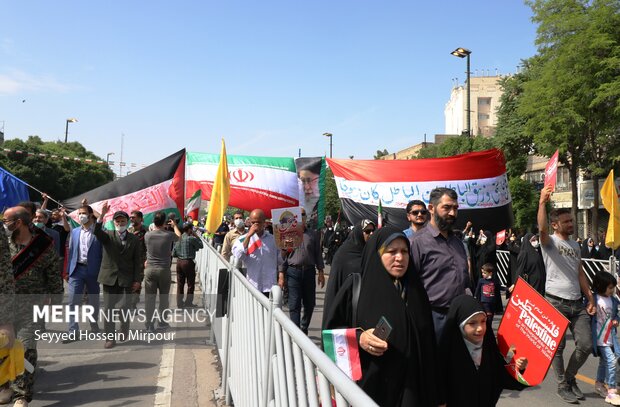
left=323, top=227, right=438, bottom=406
left=515, top=233, right=546, bottom=295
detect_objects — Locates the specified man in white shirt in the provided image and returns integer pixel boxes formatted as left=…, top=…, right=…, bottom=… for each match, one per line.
left=538, top=184, right=595, bottom=404
left=232, top=209, right=283, bottom=296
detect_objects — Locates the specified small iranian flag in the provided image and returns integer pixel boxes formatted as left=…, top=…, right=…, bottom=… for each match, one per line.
left=239, top=233, right=263, bottom=254
left=322, top=328, right=362, bottom=381
left=377, top=199, right=383, bottom=229
left=186, top=189, right=202, bottom=220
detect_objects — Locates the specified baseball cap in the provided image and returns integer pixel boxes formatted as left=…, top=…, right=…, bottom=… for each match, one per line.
left=113, top=210, right=129, bottom=220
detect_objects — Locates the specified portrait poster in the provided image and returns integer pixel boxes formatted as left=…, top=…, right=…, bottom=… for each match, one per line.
left=295, top=157, right=326, bottom=230
left=272, top=206, right=304, bottom=251
left=497, top=277, right=569, bottom=386
left=544, top=150, right=559, bottom=191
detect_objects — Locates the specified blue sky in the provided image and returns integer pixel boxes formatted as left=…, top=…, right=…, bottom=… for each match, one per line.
left=1, top=1, right=538, bottom=172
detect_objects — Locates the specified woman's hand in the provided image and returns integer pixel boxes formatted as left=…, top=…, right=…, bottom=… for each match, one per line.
left=359, top=328, right=388, bottom=356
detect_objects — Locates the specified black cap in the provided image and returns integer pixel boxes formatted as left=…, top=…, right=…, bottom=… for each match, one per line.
left=113, top=210, right=129, bottom=220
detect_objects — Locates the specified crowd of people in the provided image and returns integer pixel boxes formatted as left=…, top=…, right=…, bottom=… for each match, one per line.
left=0, top=197, right=204, bottom=407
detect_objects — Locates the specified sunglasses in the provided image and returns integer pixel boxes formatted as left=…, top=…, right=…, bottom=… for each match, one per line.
left=363, top=229, right=375, bottom=234
left=409, top=210, right=428, bottom=216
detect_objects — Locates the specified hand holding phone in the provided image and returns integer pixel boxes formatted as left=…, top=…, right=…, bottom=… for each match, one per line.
left=374, top=316, right=393, bottom=341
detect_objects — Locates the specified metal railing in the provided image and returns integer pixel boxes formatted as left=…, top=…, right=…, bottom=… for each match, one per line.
left=195, top=240, right=378, bottom=407
left=496, top=249, right=619, bottom=287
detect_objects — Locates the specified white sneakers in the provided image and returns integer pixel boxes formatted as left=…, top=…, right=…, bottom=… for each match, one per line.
left=13, top=399, right=28, bottom=407
left=606, top=392, right=620, bottom=406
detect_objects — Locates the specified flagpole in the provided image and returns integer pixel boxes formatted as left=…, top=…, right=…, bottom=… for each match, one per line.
left=20, top=180, right=63, bottom=207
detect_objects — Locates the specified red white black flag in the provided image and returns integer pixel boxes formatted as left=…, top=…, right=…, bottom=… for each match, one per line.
left=327, top=148, right=513, bottom=233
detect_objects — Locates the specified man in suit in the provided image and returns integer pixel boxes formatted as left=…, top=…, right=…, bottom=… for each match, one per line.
left=95, top=201, right=144, bottom=349
left=64, top=205, right=103, bottom=338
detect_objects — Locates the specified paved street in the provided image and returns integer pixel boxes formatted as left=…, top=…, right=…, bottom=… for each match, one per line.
left=23, top=262, right=223, bottom=407
left=20, top=262, right=617, bottom=406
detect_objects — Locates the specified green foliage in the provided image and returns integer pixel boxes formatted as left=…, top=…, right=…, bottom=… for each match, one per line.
left=416, top=136, right=496, bottom=159
left=0, top=136, right=115, bottom=204
left=323, top=167, right=341, bottom=220
left=508, top=177, right=539, bottom=232
left=373, top=149, right=389, bottom=160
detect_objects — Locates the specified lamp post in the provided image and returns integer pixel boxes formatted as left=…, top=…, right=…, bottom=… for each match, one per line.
left=106, top=152, right=114, bottom=165
left=450, top=48, right=472, bottom=137
left=64, top=118, right=78, bottom=143
left=323, top=132, right=333, bottom=158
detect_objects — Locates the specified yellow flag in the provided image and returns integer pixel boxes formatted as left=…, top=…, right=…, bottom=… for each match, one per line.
left=601, top=169, right=620, bottom=250
left=206, top=139, right=230, bottom=234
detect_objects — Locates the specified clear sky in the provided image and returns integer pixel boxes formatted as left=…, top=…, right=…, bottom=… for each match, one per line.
left=1, top=1, right=538, bottom=172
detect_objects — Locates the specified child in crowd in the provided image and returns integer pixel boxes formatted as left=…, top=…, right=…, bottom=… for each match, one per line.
left=438, top=295, right=527, bottom=407
left=474, top=263, right=502, bottom=331
left=591, top=271, right=620, bottom=405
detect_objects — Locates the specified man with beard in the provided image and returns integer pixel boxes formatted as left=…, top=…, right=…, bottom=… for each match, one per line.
left=538, top=185, right=595, bottom=404
left=410, top=187, right=468, bottom=341
left=128, top=210, right=147, bottom=309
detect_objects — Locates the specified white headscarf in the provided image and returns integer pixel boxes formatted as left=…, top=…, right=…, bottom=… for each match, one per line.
left=459, top=311, right=486, bottom=369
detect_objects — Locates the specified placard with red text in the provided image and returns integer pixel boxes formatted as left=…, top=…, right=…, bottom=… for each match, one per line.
left=497, top=278, right=569, bottom=386
left=544, top=150, right=559, bottom=191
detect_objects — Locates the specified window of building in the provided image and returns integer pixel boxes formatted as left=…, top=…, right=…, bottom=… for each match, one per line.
left=478, top=113, right=490, bottom=121
left=478, top=97, right=491, bottom=106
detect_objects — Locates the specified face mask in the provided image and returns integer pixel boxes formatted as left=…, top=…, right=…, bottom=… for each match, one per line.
left=485, top=274, right=492, bottom=280
left=79, top=214, right=90, bottom=225
left=531, top=240, right=539, bottom=249
left=115, top=224, right=128, bottom=233
left=33, top=222, right=45, bottom=229
left=234, top=219, right=245, bottom=230
left=4, top=224, right=13, bottom=238
left=479, top=237, right=487, bottom=245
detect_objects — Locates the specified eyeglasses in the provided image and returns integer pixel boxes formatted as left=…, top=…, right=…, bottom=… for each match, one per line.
left=409, top=210, right=428, bottom=216
left=363, top=229, right=375, bottom=234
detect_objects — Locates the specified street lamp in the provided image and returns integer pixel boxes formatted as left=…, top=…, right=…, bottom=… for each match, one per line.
left=323, top=132, right=333, bottom=158
left=450, top=47, right=472, bottom=137
left=106, top=152, right=114, bottom=166
left=64, top=118, right=78, bottom=143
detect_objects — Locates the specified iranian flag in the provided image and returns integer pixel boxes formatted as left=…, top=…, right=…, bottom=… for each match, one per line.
left=322, top=328, right=362, bottom=381
left=238, top=233, right=263, bottom=254
left=186, top=152, right=299, bottom=217
left=62, top=149, right=185, bottom=227
left=377, top=199, right=383, bottom=229
left=327, top=148, right=513, bottom=233
left=186, top=189, right=202, bottom=220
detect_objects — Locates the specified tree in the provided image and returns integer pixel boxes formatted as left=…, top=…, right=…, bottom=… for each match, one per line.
left=523, top=0, right=620, bottom=239
left=509, top=177, right=540, bottom=232
left=323, top=167, right=341, bottom=221
left=416, top=135, right=495, bottom=159
left=0, top=136, right=115, bottom=203
left=373, top=149, right=390, bottom=160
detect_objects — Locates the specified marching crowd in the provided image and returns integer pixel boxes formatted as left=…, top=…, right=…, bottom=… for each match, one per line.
left=0, top=198, right=204, bottom=407
left=1, top=182, right=620, bottom=406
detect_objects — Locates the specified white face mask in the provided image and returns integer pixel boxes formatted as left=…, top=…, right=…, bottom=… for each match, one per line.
left=115, top=224, right=128, bottom=233
left=4, top=224, right=13, bottom=237
left=79, top=214, right=90, bottom=225
left=234, top=218, right=245, bottom=230
left=479, top=236, right=487, bottom=245
left=531, top=240, right=540, bottom=249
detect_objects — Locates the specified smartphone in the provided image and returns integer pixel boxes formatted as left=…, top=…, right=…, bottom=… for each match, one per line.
left=374, top=316, right=393, bottom=341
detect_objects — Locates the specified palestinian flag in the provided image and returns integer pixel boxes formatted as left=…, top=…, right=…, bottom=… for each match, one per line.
left=186, top=189, right=202, bottom=220
left=186, top=152, right=299, bottom=217
left=322, top=328, right=362, bottom=381
left=62, top=149, right=185, bottom=227
left=327, top=148, right=513, bottom=233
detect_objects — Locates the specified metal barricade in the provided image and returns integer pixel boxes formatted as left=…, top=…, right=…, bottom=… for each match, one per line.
left=196, top=241, right=378, bottom=407
left=496, top=250, right=510, bottom=287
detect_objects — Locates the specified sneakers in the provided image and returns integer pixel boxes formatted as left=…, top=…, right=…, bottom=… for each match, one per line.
left=567, top=378, right=586, bottom=400
left=597, top=382, right=609, bottom=398
left=557, top=384, right=579, bottom=404
left=606, top=392, right=620, bottom=406
left=13, top=398, right=28, bottom=407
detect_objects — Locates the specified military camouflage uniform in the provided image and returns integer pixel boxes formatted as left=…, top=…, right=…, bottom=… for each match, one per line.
left=0, top=231, right=15, bottom=328
left=9, top=228, right=63, bottom=402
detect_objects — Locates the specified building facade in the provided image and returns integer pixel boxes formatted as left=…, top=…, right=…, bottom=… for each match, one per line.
left=444, top=75, right=503, bottom=137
